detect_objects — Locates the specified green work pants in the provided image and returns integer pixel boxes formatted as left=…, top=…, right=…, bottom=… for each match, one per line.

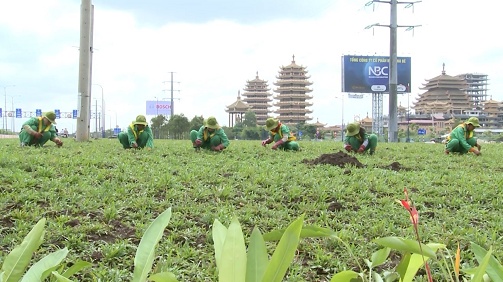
left=19, top=126, right=51, bottom=146
left=190, top=130, right=223, bottom=149
left=272, top=134, right=300, bottom=151
left=118, top=131, right=149, bottom=149
left=346, top=134, right=377, bottom=153
left=446, top=137, right=477, bottom=154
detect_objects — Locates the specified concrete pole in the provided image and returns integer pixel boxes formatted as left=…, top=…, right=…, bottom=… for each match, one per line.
left=170, top=72, right=174, bottom=118
left=388, top=0, right=398, bottom=142
left=76, top=0, right=92, bottom=141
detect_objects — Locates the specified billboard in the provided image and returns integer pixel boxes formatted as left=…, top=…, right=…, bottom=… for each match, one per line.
left=341, top=55, right=411, bottom=93
left=146, top=100, right=172, bottom=115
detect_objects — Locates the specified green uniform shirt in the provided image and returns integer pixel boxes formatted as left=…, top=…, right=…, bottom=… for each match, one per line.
left=447, top=123, right=474, bottom=151
left=196, top=126, right=230, bottom=148
left=126, top=123, right=154, bottom=148
left=22, top=117, right=57, bottom=139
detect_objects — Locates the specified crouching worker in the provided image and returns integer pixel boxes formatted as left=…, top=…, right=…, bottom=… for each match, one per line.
left=344, top=122, right=377, bottom=155
left=19, top=111, right=63, bottom=147
left=118, top=115, right=153, bottom=150
left=261, top=118, right=299, bottom=151
left=190, top=116, right=229, bottom=151
left=445, top=117, right=481, bottom=156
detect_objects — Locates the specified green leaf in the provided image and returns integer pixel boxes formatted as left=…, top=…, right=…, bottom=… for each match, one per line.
left=132, top=207, right=172, bottom=282
left=330, top=270, right=361, bottom=282
left=263, top=225, right=336, bottom=241
left=373, top=237, right=436, bottom=259
left=472, top=247, right=492, bottom=282
left=370, top=248, right=390, bottom=268
left=397, top=243, right=443, bottom=282
left=218, top=217, right=247, bottom=282
left=246, top=227, right=268, bottom=282
left=60, top=260, right=93, bottom=279
left=51, top=271, right=74, bottom=282
left=261, top=214, right=304, bottom=282
left=21, top=248, right=68, bottom=282
left=471, top=242, right=503, bottom=282
left=212, top=219, right=228, bottom=271
left=148, top=271, right=179, bottom=282
left=1, top=218, right=46, bottom=282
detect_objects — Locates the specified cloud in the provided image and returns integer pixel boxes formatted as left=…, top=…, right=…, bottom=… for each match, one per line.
left=0, top=0, right=501, bottom=134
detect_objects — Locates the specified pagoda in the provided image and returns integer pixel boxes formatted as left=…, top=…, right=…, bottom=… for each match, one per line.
left=241, top=72, right=272, bottom=126
left=273, top=55, right=313, bottom=125
left=482, top=98, right=503, bottom=127
left=225, top=91, right=251, bottom=127
left=413, top=64, right=471, bottom=115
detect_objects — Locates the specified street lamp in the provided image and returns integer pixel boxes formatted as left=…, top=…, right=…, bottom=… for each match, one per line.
left=3, top=85, right=15, bottom=132
left=93, top=84, right=105, bottom=138
left=406, top=93, right=410, bottom=142
left=336, top=94, right=345, bottom=141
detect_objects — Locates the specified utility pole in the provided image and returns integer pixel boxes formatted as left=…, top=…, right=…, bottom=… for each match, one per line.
left=2, top=85, right=15, bottom=132
left=364, top=0, right=421, bottom=142
left=163, top=72, right=180, bottom=118
left=76, top=0, right=93, bottom=141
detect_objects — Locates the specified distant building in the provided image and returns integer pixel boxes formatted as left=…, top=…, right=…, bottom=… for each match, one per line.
left=225, top=91, right=251, bottom=127
left=241, top=72, right=272, bottom=126
left=273, top=55, right=313, bottom=125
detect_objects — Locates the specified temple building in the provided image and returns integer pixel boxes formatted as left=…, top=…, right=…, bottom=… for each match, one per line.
left=225, top=91, right=251, bottom=127
left=413, top=64, right=471, bottom=115
left=241, top=72, right=272, bottom=126
left=482, top=98, right=503, bottom=128
left=273, top=55, right=313, bottom=125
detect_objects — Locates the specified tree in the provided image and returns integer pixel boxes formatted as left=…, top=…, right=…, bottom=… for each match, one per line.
left=167, top=114, right=190, bottom=139
left=243, top=111, right=257, bottom=127
left=150, top=115, right=168, bottom=139
left=189, top=115, right=204, bottom=131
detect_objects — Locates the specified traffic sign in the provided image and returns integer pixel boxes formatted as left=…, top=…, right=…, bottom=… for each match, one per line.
left=16, top=108, right=22, bottom=118
left=418, top=128, right=426, bottom=135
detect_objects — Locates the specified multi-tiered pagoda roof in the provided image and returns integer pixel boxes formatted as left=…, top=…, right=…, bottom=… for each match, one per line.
left=273, top=55, right=313, bottom=125
left=241, top=72, right=272, bottom=126
left=413, top=64, right=471, bottom=115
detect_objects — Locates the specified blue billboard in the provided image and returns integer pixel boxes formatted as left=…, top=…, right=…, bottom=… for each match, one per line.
left=36, top=109, right=42, bottom=117
left=146, top=100, right=172, bottom=115
left=341, top=55, right=411, bottom=93
left=16, top=108, right=22, bottom=118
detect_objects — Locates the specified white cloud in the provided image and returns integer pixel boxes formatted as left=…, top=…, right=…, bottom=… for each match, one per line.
left=1, top=0, right=501, bottom=134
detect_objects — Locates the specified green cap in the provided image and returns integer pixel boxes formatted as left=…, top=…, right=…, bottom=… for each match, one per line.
left=345, top=123, right=360, bottom=136
left=265, top=118, right=280, bottom=131
left=133, top=115, right=148, bottom=126
left=204, top=116, right=220, bottom=129
left=465, top=117, right=480, bottom=127
left=43, top=111, right=57, bottom=124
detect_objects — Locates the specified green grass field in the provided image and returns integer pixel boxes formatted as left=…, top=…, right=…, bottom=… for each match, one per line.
left=1, top=138, right=502, bottom=281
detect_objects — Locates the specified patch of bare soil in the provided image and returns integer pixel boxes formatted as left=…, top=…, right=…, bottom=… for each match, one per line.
left=378, top=161, right=411, bottom=171
left=302, top=151, right=365, bottom=168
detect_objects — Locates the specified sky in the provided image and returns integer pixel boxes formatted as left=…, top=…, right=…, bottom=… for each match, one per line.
left=1, top=0, right=502, bottom=134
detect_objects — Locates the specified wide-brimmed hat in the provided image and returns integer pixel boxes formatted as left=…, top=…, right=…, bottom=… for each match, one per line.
left=133, top=115, right=148, bottom=126
left=345, top=123, right=360, bottom=136
left=204, top=116, right=220, bottom=129
left=465, top=117, right=480, bottom=127
left=43, top=111, right=57, bottom=124
left=265, top=118, right=280, bottom=131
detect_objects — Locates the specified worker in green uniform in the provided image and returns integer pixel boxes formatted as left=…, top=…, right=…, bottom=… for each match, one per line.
left=344, top=122, right=377, bottom=155
left=19, top=111, right=63, bottom=147
left=190, top=116, right=229, bottom=151
left=445, top=117, right=481, bottom=156
left=261, top=118, right=299, bottom=151
left=118, top=115, right=154, bottom=150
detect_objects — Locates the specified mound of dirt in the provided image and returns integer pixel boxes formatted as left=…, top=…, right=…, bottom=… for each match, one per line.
left=302, top=151, right=365, bottom=168
left=378, top=162, right=411, bottom=171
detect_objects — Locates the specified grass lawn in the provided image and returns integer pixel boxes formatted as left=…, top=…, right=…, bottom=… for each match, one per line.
left=1, top=138, right=502, bottom=281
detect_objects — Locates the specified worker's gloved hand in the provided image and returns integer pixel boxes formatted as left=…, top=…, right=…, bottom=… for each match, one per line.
left=33, top=132, right=43, bottom=139
left=271, top=140, right=284, bottom=150
left=131, top=142, right=138, bottom=148
left=358, top=145, right=366, bottom=153
left=212, top=144, right=225, bottom=151
left=344, top=145, right=352, bottom=152
left=261, top=139, right=270, bottom=147
left=473, top=149, right=481, bottom=156
left=194, top=139, right=203, bottom=146
left=476, top=143, right=481, bottom=151
left=54, top=139, right=63, bottom=147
